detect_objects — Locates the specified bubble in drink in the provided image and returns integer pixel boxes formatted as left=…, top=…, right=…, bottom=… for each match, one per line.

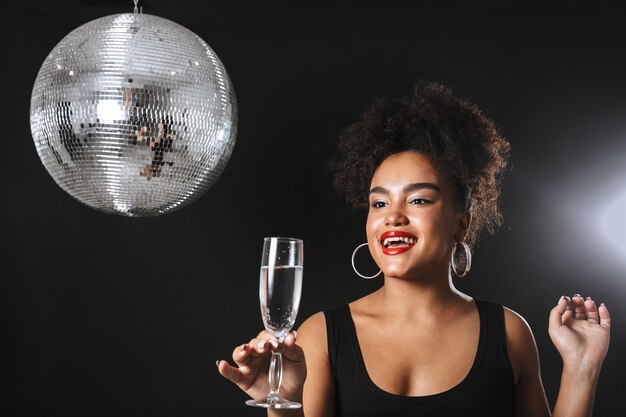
left=260, top=265, right=303, bottom=340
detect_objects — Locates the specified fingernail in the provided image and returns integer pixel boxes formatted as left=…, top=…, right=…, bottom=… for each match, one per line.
left=257, top=340, right=266, bottom=350
left=586, top=296, right=591, bottom=301
left=269, top=339, right=278, bottom=349
left=240, top=344, right=247, bottom=353
left=601, top=302, right=606, bottom=307
left=574, top=293, right=581, bottom=298
left=216, top=360, right=221, bottom=367
left=293, top=330, right=298, bottom=338
left=558, top=295, right=564, bottom=303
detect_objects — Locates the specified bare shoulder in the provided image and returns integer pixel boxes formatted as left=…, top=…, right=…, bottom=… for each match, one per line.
left=502, top=306, right=541, bottom=384
left=503, top=307, right=535, bottom=340
left=501, top=308, right=551, bottom=415
left=296, top=311, right=335, bottom=417
left=295, top=311, right=328, bottom=355
left=297, top=311, right=327, bottom=337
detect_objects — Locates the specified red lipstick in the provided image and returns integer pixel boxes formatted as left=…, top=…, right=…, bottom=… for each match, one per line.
left=380, top=231, right=417, bottom=255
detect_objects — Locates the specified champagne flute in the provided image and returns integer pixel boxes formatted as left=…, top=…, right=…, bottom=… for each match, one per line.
left=246, top=237, right=304, bottom=409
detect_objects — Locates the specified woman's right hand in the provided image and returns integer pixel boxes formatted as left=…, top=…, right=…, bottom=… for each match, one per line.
left=216, top=330, right=307, bottom=402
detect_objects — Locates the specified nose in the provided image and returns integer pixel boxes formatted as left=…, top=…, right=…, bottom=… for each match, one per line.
left=385, top=207, right=409, bottom=227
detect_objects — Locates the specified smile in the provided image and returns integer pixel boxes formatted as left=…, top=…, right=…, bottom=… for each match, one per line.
left=380, top=231, right=417, bottom=255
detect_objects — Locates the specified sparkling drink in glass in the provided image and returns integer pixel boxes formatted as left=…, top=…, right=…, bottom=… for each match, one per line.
left=246, top=237, right=304, bottom=409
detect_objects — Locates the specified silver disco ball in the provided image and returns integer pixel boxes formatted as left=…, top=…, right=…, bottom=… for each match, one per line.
left=30, top=13, right=237, bottom=217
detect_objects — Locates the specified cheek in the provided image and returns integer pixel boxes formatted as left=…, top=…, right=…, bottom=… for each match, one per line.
left=418, top=210, right=457, bottom=240
left=366, top=210, right=391, bottom=249
left=365, top=212, right=379, bottom=240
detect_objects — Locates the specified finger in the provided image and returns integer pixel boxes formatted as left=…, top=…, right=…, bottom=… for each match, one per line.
left=584, top=297, right=599, bottom=324
left=245, top=338, right=273, bottom=360
left=253, top=331, right=279, bottom=350
left=572, top=294, right=587, bottom=319
left=256, top=330, right=277, bottom=340
left=216, top=360, right=243, bottom=385
left=283, top=331, right=297, bottom=346
left=232, top=343, right=253, bottom=366
left=562, top=295, right=574, bottom=320
left=281, top=332, right=305, bottom=363
left=255, top=337, right=279, bottom=354
left=598, top=303, right=611, bottom=329
left=549, top=295, right=568, bottom=330
left=232, top=337, right=272, bottom=366
left=265, top=332, right=296, bottom=355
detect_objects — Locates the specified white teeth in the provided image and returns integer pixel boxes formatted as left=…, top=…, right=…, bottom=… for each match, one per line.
left=382, top=236, right=416, bottom=247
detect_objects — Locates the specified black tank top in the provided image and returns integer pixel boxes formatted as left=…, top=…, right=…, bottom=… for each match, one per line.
left=323, top=299, right=515, bottom=416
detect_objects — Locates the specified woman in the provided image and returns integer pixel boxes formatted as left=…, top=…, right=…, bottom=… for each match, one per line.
left=217, top=80, right=611, bottom=416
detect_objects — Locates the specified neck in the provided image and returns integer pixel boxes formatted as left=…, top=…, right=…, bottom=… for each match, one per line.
left=373, top=269, right=471, bottom=321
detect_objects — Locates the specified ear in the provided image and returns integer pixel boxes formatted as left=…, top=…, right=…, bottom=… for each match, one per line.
left=455, top=210, right=471, bottom=242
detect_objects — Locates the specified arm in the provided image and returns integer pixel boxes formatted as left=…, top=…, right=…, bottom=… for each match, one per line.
left=296, top=312, right=335, bottom=417
left=549, top=295, right=610, bottom=417
left=505, top=295, right=611, bottom=417
left=504, top=307, right=551, bottom=417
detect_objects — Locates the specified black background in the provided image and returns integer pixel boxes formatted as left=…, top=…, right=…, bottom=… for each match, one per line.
left=2, top=0, right=625, bottom=415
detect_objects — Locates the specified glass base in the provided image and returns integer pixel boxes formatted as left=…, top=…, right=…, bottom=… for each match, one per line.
left=246, top=397, right=302, bottom=409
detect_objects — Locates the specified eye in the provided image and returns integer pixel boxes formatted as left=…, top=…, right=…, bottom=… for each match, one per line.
left=410, top=197, right=429, bottom=205
left=370, top=200, right=387, bottom=209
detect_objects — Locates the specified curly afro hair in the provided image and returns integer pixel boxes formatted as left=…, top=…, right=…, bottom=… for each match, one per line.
left=331, top=80, right=510, bottom=248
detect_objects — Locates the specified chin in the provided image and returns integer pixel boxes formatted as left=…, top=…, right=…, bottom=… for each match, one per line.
left=381, top=260, right=444, bottom=281
left=381, top=266, right=416, bottom=279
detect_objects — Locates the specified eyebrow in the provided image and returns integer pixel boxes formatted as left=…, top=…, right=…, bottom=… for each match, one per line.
left=369, top=182, right=442, bottom=196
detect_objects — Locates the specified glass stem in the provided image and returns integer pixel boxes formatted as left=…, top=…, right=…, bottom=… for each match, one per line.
left=268, top=351, right=283, bottom=400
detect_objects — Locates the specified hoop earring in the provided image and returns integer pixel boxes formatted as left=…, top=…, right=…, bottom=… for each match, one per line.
left=451, top=241, right=472, bottom=277
left=351, top=243, right=382, bottom=279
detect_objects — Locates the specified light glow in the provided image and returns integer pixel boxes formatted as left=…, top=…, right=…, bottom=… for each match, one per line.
left=96, top=99, right=125, bottom=122
left=599, top=189, right=626, bottom=254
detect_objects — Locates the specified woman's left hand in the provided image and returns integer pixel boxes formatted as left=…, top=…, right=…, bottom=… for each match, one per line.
left=549, top=294, right=611, bottom=370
